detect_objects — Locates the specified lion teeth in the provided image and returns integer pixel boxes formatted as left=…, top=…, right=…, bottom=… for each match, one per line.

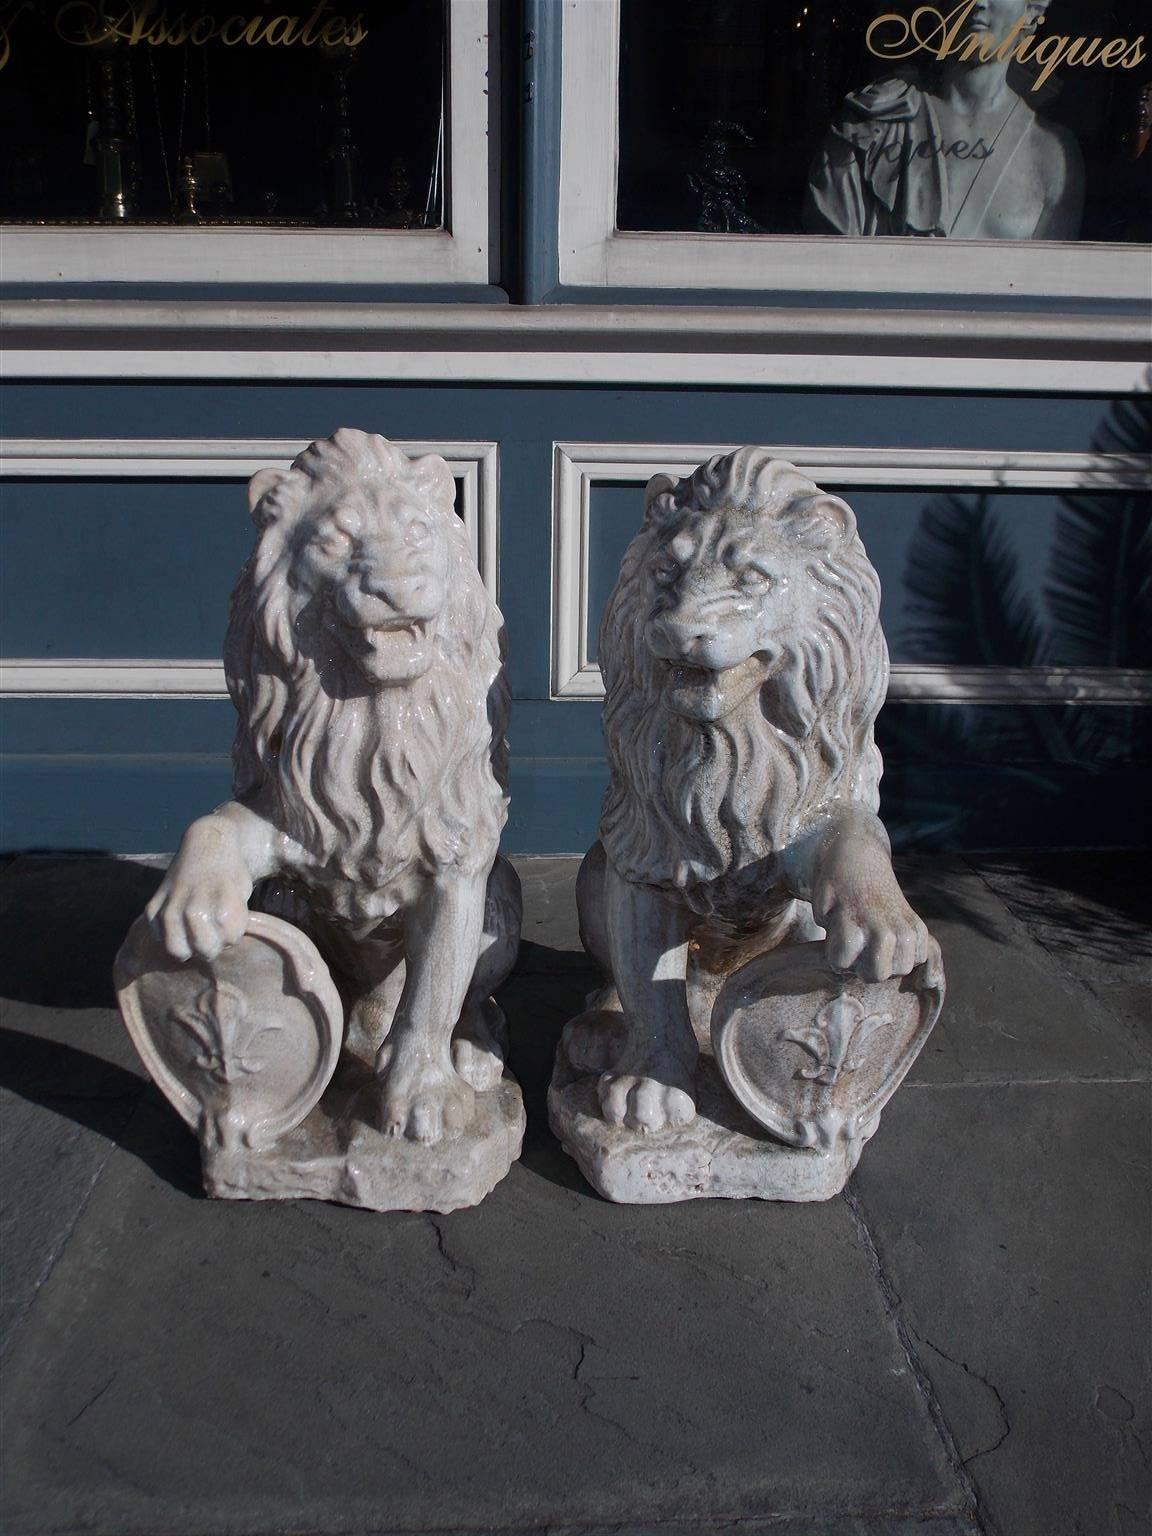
left=363, top=620, right=422, bottom=643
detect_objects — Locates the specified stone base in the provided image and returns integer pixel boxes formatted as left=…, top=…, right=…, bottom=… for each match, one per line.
left=204, top=1068, right=526, bottom=1215
left=548, top=1055, right=861, bottom=1204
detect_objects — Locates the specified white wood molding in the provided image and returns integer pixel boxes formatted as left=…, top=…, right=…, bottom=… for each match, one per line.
left=0, top=227, right=482, bottom=288
left=1, top=302, right=1147, bottom=392
left=4, top=657, right=1148, bottom=706
left=0, top=660, right=228, bottom=699
left=549, top=442, right=1152, bottom=492
left=6, top=352, right=1140, bottom=393
left=3, top=302, right=1141, bottom=345
left=549, top=440, right=1152, bottom=703
left=559, top=0, right=1152, bottom=302
left=886, top=667, right=1152, bottom=704
left=0, top=2, right=492, bottom=286
left=0, top=437, right=499, bottom=597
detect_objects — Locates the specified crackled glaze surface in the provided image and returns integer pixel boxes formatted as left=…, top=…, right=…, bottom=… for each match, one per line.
left=550, top=448, right=944, bottom=1202
left=115, top=430, right=523, bottom=1210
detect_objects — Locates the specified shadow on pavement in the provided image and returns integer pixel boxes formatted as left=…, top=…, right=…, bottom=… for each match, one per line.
left=977, top=850, right=1152, bottom=965
left=0, top=1025, right=202, bottom=1198
left=0, top=845, right=600, bottom=1199
left=0, top=855, right=162, bottom=1008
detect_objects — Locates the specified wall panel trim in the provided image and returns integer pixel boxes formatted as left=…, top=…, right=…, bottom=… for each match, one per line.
left=0, top=660, right=227, bottom=699
left=7, top=657, right=1150, bottom=705
left=549, top=440, right=1152, bottom=705
left=0, top=437, right=500, bottom=597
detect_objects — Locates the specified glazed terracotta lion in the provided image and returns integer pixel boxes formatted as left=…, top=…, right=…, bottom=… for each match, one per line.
left=568, top=447, right=937, bottom=1136
left=145, top=429, right=519, bottom=1146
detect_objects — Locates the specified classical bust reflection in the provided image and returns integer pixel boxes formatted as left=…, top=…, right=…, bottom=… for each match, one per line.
left=804, top=0, right=1084, bottom=240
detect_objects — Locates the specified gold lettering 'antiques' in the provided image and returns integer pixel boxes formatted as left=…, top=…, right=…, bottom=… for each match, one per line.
left=867, top=1, right=1146, bottom=93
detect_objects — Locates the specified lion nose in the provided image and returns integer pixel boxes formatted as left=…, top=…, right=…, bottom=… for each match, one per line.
left=357, top=566, right=425, bottom=609
left=649, top=613, right=717, bottom=659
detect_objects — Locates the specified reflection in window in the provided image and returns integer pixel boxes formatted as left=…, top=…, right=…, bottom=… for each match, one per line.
left=0, top=0, right=446, bottom=228
left=617, top=0, right=1151, bottom=241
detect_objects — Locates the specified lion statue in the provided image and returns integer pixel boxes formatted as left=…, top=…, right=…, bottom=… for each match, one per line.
left=563, top=447, right=939, bottom=1141
left=144, top=428, right=519, bottom=1147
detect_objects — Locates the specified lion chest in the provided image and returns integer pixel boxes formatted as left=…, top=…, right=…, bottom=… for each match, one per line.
left=679, top=865, right=794, bottom=929
left=301, top=861, right=429, bottom=929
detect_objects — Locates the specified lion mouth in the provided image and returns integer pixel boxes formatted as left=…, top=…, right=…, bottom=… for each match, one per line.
left=333, top=615, right=437, bottom=684
left=665, top=660, right=717, bottom=689
left=662, top=654, right=767, bottom=721
left=348, top=617, right=428, bottom=651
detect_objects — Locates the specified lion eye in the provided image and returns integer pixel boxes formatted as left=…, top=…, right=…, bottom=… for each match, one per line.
left=739, top=568, right=773, bottom=590
left=406, top=521, right=430, bottom=548
left=312, top=528, right=351, bottom=559
left=652, top=557, right=680, bottom=585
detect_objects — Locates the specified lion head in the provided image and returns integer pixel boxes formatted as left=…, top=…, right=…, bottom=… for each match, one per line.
left=224, top=429, right=509, bottom=892
left=598, top=448, right=888, bottom=900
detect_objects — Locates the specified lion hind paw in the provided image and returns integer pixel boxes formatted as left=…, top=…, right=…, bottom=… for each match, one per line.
left=451, top=1000, right=508, bottom=1092
left=562, top=1009, right=627, bottom=1074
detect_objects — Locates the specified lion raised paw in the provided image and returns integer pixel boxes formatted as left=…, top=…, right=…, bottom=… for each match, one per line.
left=147, top=429, right=519, bottom=1147
left=572, top=447, right=939, bottom=1135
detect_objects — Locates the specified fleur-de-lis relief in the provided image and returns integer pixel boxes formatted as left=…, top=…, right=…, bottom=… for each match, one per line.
left=171, top=981, right=283, bottom=1084
left=784, top=993, right=893, bottom=1088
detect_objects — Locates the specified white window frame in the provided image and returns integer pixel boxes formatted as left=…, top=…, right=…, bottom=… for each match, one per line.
left=559, top=0, right=1151, bottom=302
left=0, top=0, right=494, bottom=286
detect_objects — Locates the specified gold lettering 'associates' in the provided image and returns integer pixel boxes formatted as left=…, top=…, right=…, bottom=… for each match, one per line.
left=48, top=1, right=368, bottom=58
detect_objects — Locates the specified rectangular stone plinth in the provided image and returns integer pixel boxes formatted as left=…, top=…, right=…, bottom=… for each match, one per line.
left=203, top=1077, right=526, bottom=1215
left=549, top=1057, right=861, bottom=1203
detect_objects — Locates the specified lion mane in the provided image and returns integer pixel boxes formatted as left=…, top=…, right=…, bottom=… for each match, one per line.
left=598, top=448, right=888, bottom=906
left=223, top=429, right=509, bottom=897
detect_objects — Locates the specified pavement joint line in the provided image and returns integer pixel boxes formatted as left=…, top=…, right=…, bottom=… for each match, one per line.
left=903, top=1075, right=1150, bottom=1088
left=841, top=1179, right=994, bottom=1536
left=917, top=1339, right=1012, bottom=1469
left=54, top=1515, right=983, bottom=1536
left=17, top=1522, right=983, bottom=1536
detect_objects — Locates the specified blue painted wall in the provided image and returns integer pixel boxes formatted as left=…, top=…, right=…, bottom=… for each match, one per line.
left=2, top=381, right=1149, bottom=853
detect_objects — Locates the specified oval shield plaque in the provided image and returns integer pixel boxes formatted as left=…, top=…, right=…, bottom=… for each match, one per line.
left=115, top=911, right=343, bottom=1152
left=711, top=942, right=944, bottom=1151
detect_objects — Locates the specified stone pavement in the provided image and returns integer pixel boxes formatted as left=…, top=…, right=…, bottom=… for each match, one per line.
left=0, top=853, right=1148, bottom=1536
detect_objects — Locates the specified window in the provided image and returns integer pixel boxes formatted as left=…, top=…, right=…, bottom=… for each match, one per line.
left=561, top=0, right=1151, bottom=296
left=1, top=0, right=494, bottom=283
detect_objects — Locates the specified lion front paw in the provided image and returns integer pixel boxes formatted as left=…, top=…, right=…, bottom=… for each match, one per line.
left=598, top=1068, right=696, bottom=1134
left=812, top=857, right=934, bottom=983
left=375, top=1056, right=476, bottom=1144
left=146, top=871, right=251, bottom=963
left=143, top=813, right=260, bottom=963
left=821, top=896, right=932, bottom=983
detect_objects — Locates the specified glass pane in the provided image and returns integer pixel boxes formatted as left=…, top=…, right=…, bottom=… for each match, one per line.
left=0, top=1, right=446, bottom=228
left=618, top=0, right=1151, bottom=242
